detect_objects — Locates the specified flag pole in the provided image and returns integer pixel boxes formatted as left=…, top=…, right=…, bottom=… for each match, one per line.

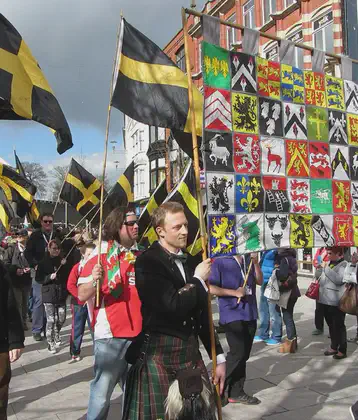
left=96, top=14, right=123, bottom=307
left=52, top=167, right=69, bottom=218
left=181, top=8, right=223, bottom=419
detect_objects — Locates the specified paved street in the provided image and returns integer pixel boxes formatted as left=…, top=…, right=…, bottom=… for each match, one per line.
left=8, top=276, right=358, bottom=420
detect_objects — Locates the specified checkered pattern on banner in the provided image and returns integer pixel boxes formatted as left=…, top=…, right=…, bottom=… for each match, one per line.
left=202, top=41, right=358, bottom=257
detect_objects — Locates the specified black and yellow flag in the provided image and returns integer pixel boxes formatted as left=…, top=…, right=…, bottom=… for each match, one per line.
left=0, top=14, right=72, bottom=154
left=107, top=161, right=134, bottom=210
left=14, top=152, right=41, bottom=227
left=111, top=19, right=202, bottom=154
left=60, top=159, right=104, bottom=218
left=0, top=162, right=37, bottom=218
left=141, top=163, right=202, bottom=256
left=0, top=188, right=15, bottom=237
left=138, top=179, right=167, bottom=241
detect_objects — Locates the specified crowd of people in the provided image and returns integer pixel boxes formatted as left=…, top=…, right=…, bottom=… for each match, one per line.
left=1, top=205, right=358, bottom=420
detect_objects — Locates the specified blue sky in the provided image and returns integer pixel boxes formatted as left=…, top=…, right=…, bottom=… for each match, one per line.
left=2, top=0, right=206, bottom=195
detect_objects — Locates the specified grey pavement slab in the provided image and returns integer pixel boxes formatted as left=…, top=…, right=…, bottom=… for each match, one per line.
left=8, top=277, right=358, bottom=419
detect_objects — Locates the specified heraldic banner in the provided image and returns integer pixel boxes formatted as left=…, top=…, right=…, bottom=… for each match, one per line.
left=202, top=41, right=358, bottom=257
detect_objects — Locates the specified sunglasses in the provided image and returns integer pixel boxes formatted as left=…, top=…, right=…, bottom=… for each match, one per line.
left=42, top=220, right=53, bottom=224
left=123, top=220, right=137, bottom=227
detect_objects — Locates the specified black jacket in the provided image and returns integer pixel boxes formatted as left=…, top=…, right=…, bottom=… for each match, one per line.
left=135, top=241, right=223, bottom=360
left=3, top=244, right=32, bottom=288
left=36, top=254, right=69, bottom=304
left=25, top=229, right=54, bottom=268
left=0, top=262, right=25, bottom=352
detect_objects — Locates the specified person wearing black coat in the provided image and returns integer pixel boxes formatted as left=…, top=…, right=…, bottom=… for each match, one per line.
left=36, top=239, right=69, bottom=354
left=275, top=248, right=301, bottom=354
left=0, top=261, right=24, bottom=419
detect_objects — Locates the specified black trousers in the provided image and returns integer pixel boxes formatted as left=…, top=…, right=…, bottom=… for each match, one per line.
left=0, top=353, right=11, bottom=420
left=281, top=297, right=298, bottom=340
left=323, top=304, right=347, bottom=354
left=315, top=301, right=325, bottom=331
left=224, top=320, right=257, bottom=398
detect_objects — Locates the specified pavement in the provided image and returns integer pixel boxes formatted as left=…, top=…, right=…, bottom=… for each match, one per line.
left=8, top=276, right=358, bottom=420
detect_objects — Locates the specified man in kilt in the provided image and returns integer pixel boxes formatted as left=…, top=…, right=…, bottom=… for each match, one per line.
left=123, top=201, right=226, bottom=420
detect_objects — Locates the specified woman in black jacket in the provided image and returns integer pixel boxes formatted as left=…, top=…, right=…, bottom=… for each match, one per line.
left=36, top=239, right=68, bottom=354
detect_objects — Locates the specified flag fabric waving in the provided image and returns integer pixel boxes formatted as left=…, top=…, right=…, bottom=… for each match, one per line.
left=111, top=18, right=203, bottom=157
left=202, top=41, right=358, bottom=257
left=138, top=179, right=167, bottom=244
left=106, top=161, right=134, bottom=211
left=60, top=159, right=104, bottom=218
left=14, top=152, right=41, bottom=227
left=0, top=188, right=15, bottom=238
left=0, top=14, right=72, bottom=154
left=141, top=163, right=202, bottom=257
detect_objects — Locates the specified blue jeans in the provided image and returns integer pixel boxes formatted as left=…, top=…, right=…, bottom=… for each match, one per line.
left=31, top=281, right=45, bottom=334
left=258, top=286, right=282, bottom=341
left=70, top=303, right=93, bottom=356
left=87, top=338, right=129, bottom=420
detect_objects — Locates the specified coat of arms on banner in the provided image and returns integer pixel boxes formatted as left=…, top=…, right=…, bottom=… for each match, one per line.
left=333, top=215, right=353, bottom=246
left=310, top=179, right=333, bottom=214
left=350, top=147, right=358, bottom=181
left=257, top=57, right=280, bottom=99
left=312, top=215, right=335, bottom=247
left=235, top=175, right=264, bottom=213
left=283, top=103, right=307, bottom=139
left=328, top=111, right=347, bottom=144
left=207, top=173, right=235, bottom=214
left=233, top=134, right=260, bottom=174
left=288, top=178, right=311, bottom=214
left=307, top=106, right=328, bottom=141
left=326, top=75, right=345, bottom=111
left=264, top=213, right=290, bottom=249
left=353, top=216, right=358, bottom=246
left=204, top=132, right=234, bottom=172
left=286, top=140, right=309, bottom=177
left=232, top=92, right=258, bottom=134
left=231, top=52, right=256, bottom=93
left=290, top=214, right=313, bottom=248
left=281, top=64, right=305, bottom=104
left=202, top=42, right=230, bottom=90
left=347, top=114, right=358, bottom=146
left=351, top=182, right=358, bottom=214
left=236, top=213, right=264, bottom=253
left=304, top=71, right=326, bottom=107
left=208, top=215, right=236, bottom=257
left=333, top=180, right=352, bottom=213
left=259, top=98, right=283, bottom=136
left=330, top=145, right=350, bottom=180
left=263, top=176, right=289, bottom=212
left=261, top=137, right=285, bottom=176
left=204, top=87, right=232, bottom=132
left=309, top=142, right=331, bottom=178
left=344, top=80, right=358, bottom=114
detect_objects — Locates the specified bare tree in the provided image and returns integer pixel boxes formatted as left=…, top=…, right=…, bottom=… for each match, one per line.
left=50, top=165, right=69, bottom=201
left=22, top=162, right=48, bottom=198
left=95, top=173, right=111, bottom=192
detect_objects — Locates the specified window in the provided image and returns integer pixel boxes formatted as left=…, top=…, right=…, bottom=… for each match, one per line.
left=149, top=158, right=166, bottom=190
left=158, top=168, right=166, bottom=184
left=134, top=168, right=139, bottom=198
left=149, top=126, right=158, bottom=144
left=137, top=168, right=145, bottom=197
left=243, top=0, right=255, bottom=29
left=227, top=14, right=238, bottom=49
left=262, top=0, right=276, bottom=24
left=264, top=42, right=279, bottom=61
left=313, top=12, right=333, bottom=54
left=284, top=0, right=295, bottom=8
left=176, top=47, right=186, bottom=72
left=131, top=131, right=138, bottom=152
left=288, top=30, right=304, bottom=69
left=139, top=130, right=145, bottom=152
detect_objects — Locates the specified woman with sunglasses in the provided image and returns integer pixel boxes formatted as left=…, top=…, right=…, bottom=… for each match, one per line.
left=35, top=239, right=69, bottom=354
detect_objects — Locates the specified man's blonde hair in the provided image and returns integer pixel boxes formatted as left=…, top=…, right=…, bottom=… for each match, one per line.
left=151, top=202, right=185, bottom=230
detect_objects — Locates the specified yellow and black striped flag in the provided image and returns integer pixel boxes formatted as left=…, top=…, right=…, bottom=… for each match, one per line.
left=0, top=14, right=72, bottom=154
left=111, top=18, right=202, bottom=156
left=0, top=162, right=37, bottom=218
left=138, top=178, right=167, bottom=242
left=107, top=161, right=134, bottom=211
left=60, top=159, right=104, bottom=218
left=141, top=163, right=202, bottom=256
left=0, top=188, right=15, bottom=237
left=14, top=152, right=41, bottom=227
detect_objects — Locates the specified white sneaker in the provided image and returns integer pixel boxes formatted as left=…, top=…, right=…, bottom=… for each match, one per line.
left=71, top=355, right=81, bottom=362
left=54, top=336, right=62, bottom=348
left=48, top=344, right=57, bottom=354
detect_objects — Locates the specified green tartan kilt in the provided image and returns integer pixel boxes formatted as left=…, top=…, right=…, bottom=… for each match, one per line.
left=122, top=334, right=214, bottom=420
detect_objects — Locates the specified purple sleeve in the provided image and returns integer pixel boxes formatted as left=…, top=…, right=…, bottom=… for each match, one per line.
left=209, top=259, right=221, bottom=287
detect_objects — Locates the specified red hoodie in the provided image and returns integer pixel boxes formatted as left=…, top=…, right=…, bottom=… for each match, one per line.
left=67, top=262, right=84, bottom=305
